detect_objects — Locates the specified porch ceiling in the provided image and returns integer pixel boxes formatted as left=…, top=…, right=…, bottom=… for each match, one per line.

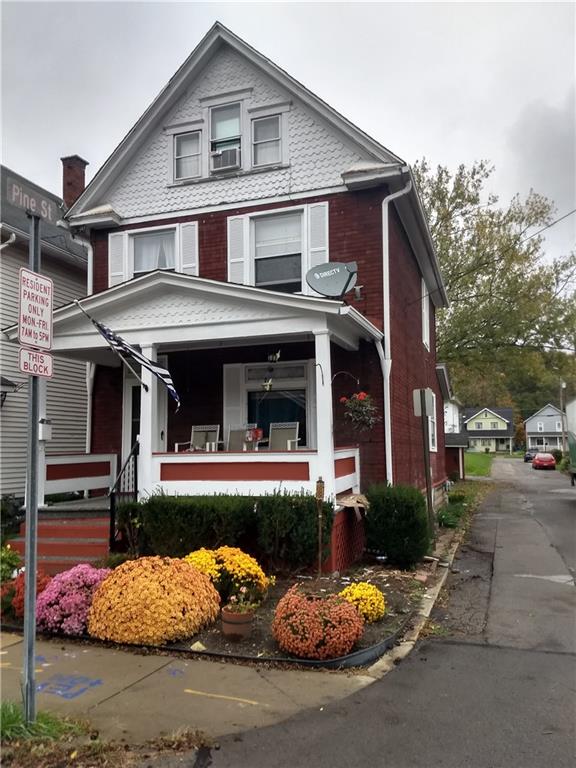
left=3, top=272, right=382, bottom=363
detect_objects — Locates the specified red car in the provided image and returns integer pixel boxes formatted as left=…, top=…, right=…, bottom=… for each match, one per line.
left=532, top=453, right=556, bottom=470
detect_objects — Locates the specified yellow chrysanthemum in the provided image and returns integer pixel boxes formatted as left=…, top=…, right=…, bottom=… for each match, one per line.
left=184, top=548, right=221, bottom=580
left=339, top=582, right=386, bottom=623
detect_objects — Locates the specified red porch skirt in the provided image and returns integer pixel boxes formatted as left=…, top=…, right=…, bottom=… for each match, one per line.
left=323, top=506, right=366, bottom=574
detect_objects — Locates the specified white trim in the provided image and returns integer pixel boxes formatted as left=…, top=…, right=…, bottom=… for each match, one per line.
left=199, top=87, right=253, bottom=106
left=83, top=186, right=346, bottom=228
left=464, top=407, right=510, bottom=424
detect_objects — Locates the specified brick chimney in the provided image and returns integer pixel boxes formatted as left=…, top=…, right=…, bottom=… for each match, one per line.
left=61, top=155, right=89, bottom=209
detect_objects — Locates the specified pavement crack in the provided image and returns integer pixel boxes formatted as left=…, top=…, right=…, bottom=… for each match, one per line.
left=86, top=659, right=174, bottom=710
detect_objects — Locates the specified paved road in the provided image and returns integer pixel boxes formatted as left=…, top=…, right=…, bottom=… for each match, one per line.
left=208, top=461, right=576, bottom=768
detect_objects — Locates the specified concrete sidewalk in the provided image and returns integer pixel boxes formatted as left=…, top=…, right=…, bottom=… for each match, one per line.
left=1, top=632, right=375, bottom=742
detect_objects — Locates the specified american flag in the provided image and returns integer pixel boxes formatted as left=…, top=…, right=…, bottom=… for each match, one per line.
left=78, top=305, right=180, bottom=412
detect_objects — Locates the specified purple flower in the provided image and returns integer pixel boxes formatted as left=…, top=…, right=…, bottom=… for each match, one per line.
left=36, top=564, right=111, bottom=636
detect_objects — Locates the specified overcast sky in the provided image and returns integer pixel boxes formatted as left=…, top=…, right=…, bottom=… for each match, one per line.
left=2, top=1, right=574, bottom=258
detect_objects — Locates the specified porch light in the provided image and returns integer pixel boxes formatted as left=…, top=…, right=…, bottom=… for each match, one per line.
left=0, top=376, right=19, bottom=408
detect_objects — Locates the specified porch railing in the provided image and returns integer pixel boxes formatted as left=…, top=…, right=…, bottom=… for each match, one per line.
left=43, top=453, right=117, bottom=503
left=109, top=440, right=139, bottom=550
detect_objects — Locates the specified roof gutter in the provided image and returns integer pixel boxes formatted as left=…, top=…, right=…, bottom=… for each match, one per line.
left=379, top=172, right=413, bottom=485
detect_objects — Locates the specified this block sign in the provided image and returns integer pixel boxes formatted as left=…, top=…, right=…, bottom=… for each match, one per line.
left=19, top=267, right=53, bottom=351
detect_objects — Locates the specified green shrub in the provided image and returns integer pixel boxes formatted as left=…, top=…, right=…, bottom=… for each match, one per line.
left=550, top=448, right=563, bottom=464
left=0, top=544, right=21, bottom=583
left=254, top=492, right=333, bottom=570
left=136, top=492, right=332, bottom=571
left=365, top=484, right=431, bottom=568
left=558, top=456, right=571, bottom=472
left=0, top=496, right=22, bottom=544
left=140, top=493, right=256, bottom=557
left=116, top=501, right=146, bottom=557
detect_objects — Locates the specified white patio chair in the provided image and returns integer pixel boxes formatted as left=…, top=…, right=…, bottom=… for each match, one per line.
left=175, top=424, right=220, bottom=452
left=227, top=423, right=257, bottom=452
left=268, top=422, right=300, bottom=451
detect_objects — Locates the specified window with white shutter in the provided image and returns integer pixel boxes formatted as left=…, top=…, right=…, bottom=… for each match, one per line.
left=108, top=223, right=199, bottom=287
left=226, top=202, right=329, bottom=294
left=422, top=278, right=430, bottom=350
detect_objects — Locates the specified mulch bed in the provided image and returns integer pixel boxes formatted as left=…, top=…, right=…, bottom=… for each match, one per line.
left=169, top=559, right=428, bottom=662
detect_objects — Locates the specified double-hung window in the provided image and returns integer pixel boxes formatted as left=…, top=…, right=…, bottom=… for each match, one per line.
left=133, top=230, right=175, bottom=275
left=174, top=132, right=201, bottom=180
left=475, top=422, right=482, bottom=430
left=252, top=115, right=281, bottom=167
left=422, top=278, right=430, bottom=350
left=253, top=212, right=302, bottom=293
left=491, top=421, right=499, bottom=429
left=537, top=422, right=544, bottom=432
left=210, top=103, right=241, bottom=171
left=428, top=392, right=437, bottom=451
left=556, top=421, right=562, bottom=432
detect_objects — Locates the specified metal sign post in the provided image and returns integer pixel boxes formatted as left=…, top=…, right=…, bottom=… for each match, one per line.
left=316, top=477, right=325, bottom=579
left=22, top=213, right=42, bottom=723
left=414, top=388, right=436, bottom=541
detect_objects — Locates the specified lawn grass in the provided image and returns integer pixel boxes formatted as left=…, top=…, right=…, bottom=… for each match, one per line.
left=464, top=451, right=494, bottom=476
left=0, top=701, right=84, bottom=743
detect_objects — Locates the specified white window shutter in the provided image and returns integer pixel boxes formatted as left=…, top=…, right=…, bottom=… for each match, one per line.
left=223, top=364, right=243, bottom=438
left=179, top=222, right=198, bottom=275
left=108, top=232, right=126, bottom=287
left=227, top=216, right=247, bottom=284
left=305, top=202, right=329, bottom=295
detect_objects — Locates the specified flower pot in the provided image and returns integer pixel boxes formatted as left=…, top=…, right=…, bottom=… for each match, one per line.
left=221, top=607, right=254, bottom=640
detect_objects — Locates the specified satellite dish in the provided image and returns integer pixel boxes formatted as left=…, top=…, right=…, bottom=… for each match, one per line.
left=305, top=261, right=358, bottom=298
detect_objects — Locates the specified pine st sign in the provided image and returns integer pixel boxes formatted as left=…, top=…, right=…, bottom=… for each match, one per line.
left=19, top=268, right=54, bottom=379
left=19, top=268, right=53, bottom=350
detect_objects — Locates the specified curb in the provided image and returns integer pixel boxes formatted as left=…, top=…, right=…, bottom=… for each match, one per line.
left=363, top=525, right=467, bottom=679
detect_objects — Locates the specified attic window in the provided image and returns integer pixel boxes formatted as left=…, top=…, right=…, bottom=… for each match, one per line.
left=174, top=132, right=201, bottom=180
left=252, top=115, right=281, bottom=166
left=210, top=103, right=241, bottom=172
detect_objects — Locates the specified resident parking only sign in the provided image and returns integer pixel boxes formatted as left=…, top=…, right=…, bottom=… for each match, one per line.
left=19, top=267, right=53, bottom=350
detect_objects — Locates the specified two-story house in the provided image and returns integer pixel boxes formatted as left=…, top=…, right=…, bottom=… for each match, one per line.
left=4, top=23, right=448, bottom=513
left=0, top=164, right=88, bottom=499
left=464, top=407, right=514, bottom=454
left=524, top=404, right=564, bottom=452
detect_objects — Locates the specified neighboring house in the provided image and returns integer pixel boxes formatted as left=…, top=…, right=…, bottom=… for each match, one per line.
left=0, top=164, right=88, bottom=498
left=566, top=396, right=576, bottom=436
left=3, top=23, right=448, bottom=514
left=437, top=363, right=467, bottom=480
left=464, top=407, right=514, bottom=454
left=524, top=404, right=565, bottom=452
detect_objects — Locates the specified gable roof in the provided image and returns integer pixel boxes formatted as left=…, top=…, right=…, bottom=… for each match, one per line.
left=66, top=22, right=403, bottom=219
left=464, top=407, right=513, bottom=424
left=523, top=403, right=561, bottom=424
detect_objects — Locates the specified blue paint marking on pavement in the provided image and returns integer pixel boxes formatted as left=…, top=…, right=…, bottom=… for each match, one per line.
left=37, top=674, right=103, bottom=699
left=167, top=667, right=185, bottom=677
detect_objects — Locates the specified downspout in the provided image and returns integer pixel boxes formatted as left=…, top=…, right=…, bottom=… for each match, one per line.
left=379, top=174, right=412, bottom=485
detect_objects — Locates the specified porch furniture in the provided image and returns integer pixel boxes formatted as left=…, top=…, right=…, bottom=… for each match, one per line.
left=227, top=423, right=257, bottom=452
left=175, top=424, right=220, bottom=452
left=268, top=422, right=300, bottom=451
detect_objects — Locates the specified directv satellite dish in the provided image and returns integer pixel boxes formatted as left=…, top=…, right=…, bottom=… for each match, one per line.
left=305, top=261, right=358, bottom=298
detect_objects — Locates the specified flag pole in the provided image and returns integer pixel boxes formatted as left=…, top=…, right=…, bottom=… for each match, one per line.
left=73, top=300, right=149, bottom=391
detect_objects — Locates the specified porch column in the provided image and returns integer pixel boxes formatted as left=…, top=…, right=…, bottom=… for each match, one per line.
left=314, top=330, right=336, bottom=501
left=138, top=344, right=157, bottom=498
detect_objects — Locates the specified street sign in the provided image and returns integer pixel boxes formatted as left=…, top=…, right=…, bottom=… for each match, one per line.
left=18, top=348, right=53, bottom=379
left=18, top=267, right=53, bottom=350
left=413, top=387, right=435, bottom=417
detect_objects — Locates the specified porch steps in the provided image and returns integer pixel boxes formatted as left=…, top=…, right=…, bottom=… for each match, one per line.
left=10, top=515, right=110, bottom=575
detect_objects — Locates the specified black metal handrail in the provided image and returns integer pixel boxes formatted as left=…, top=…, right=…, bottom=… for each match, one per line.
left=108, top=440, right=139, bottom=550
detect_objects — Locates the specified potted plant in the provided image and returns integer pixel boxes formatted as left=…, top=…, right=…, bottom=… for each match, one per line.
left=221, top=586, right=259, bottom=640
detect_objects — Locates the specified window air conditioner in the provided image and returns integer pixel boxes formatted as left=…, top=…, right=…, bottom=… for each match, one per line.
left=210, top=147, right=240, bottom=172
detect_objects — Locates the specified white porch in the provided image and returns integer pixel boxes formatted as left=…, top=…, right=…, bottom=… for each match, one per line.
left=6, top=272, right=383, bottom=502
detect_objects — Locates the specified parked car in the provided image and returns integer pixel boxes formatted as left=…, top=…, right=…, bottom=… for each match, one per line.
left=532, top=453, right=556, bottom=470
left=524, top=449, right=538, bottom=462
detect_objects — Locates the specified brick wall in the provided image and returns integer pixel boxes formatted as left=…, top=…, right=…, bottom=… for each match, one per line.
left=388, top=206, right=446, bottom=490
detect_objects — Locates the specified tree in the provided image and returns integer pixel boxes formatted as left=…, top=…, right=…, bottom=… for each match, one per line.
left=413, top=159, right=576, bottom=417
left=413, top=159, right=576, bottom=364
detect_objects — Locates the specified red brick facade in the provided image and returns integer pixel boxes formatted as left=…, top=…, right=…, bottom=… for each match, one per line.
left=89, top=187, right=446, bottom=493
